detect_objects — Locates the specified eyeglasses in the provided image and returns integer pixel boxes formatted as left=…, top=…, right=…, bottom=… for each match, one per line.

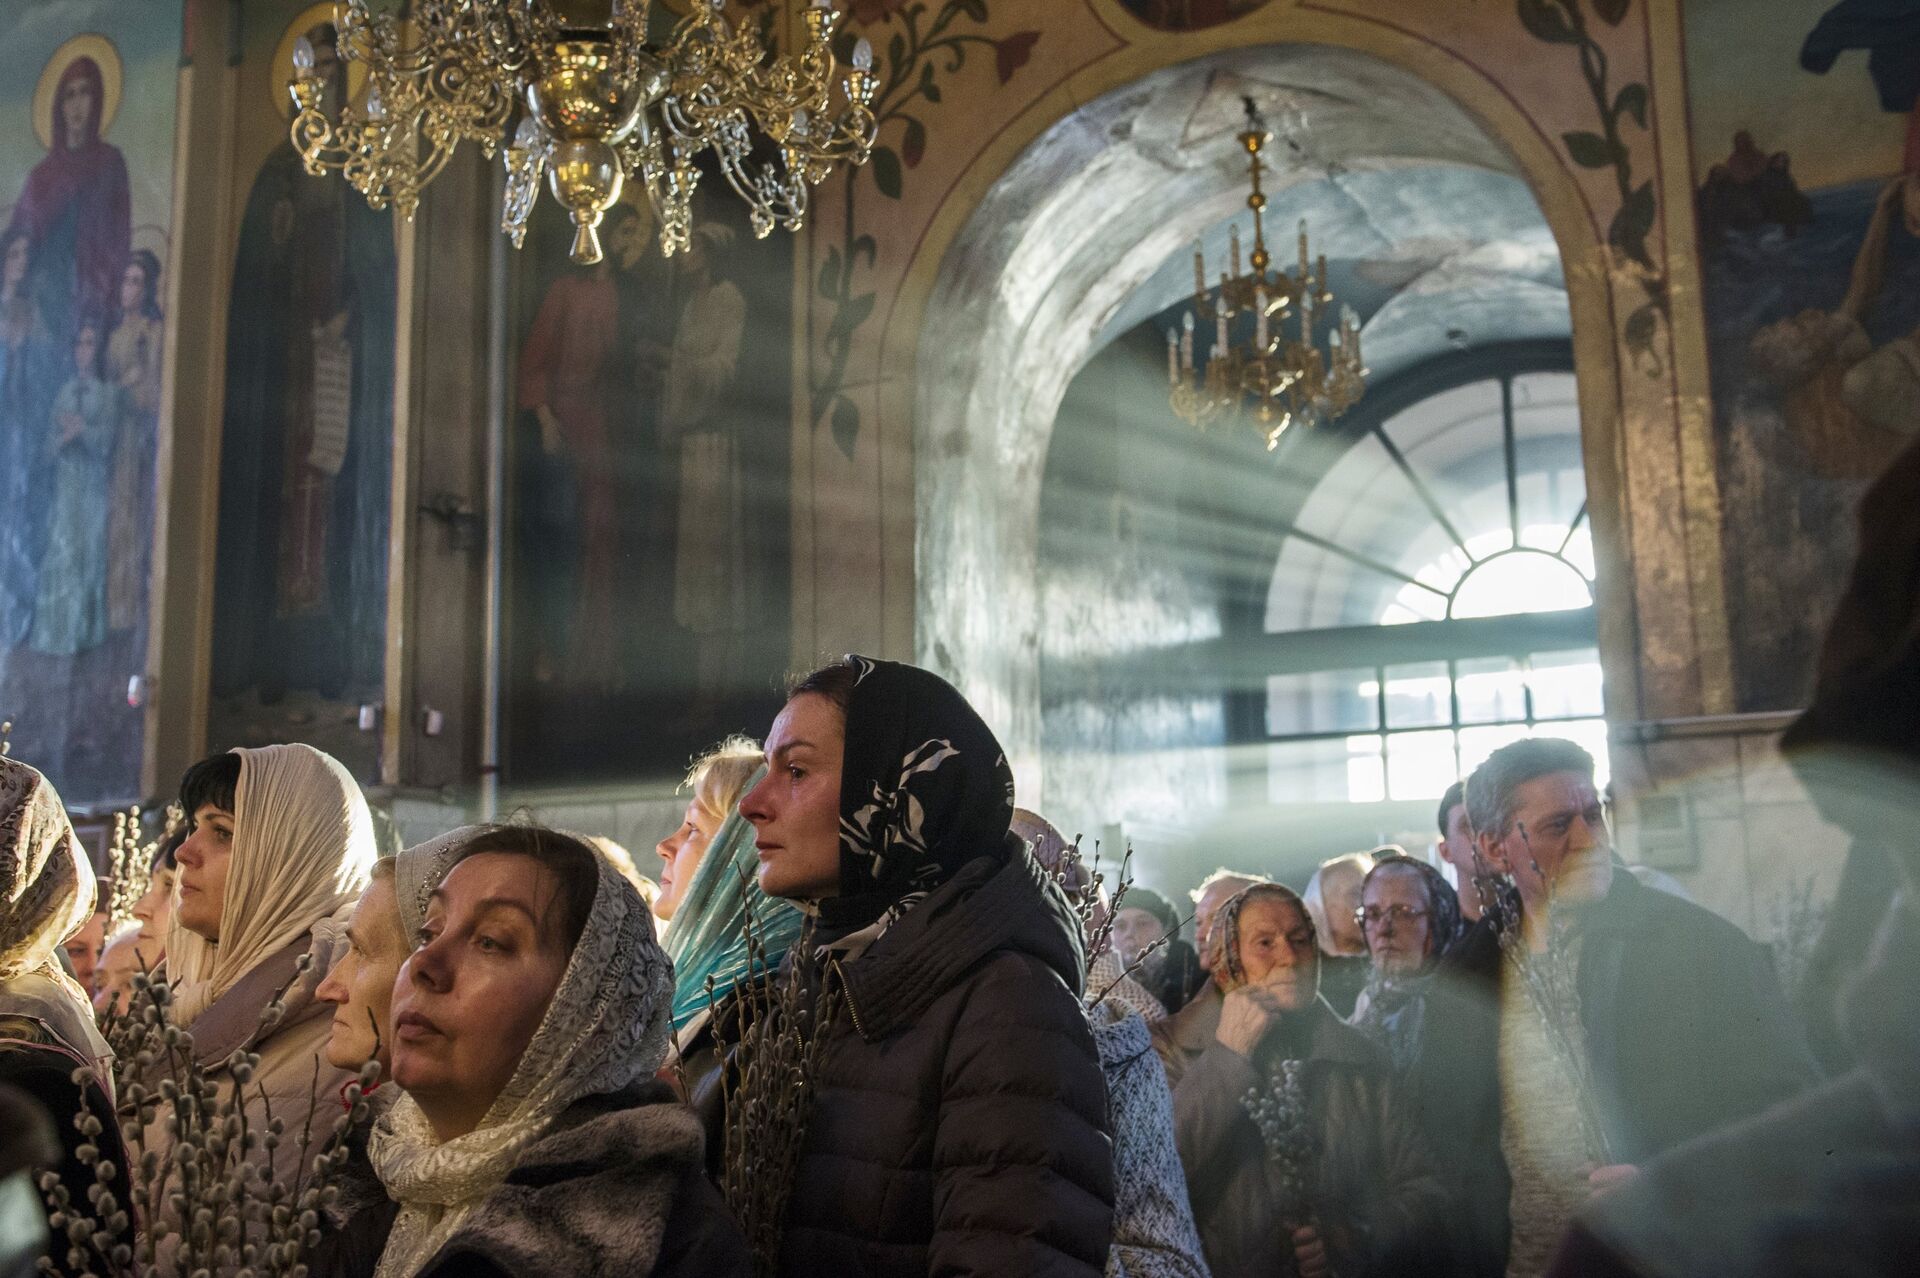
left=1354, top=904, right=1429, bottom=931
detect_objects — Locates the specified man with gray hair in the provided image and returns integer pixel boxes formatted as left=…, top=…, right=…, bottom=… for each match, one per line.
left=1444, top=737, right=1817, bottom=1278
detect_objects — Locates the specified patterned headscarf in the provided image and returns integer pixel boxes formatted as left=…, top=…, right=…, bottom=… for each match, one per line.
left=0, top=757, right=94, bottom=988
left=392, top=825, right=483, bottom=945
left=822, top=655, right=1018, bottom=931
left=0, top=757, right=110, bottom=1076
left=369, top=842, right=675, bottom=1278
left=664, top=766, right=804, bottom=1034
left=1215, top=882, right=1320, bottom=996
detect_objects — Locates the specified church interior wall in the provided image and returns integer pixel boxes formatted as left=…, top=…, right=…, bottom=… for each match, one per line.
left=0, top=0, right=1887, bottom=939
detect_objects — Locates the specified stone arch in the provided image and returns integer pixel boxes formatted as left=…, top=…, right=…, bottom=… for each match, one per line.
left=911, top=33, right=1633, bottom=798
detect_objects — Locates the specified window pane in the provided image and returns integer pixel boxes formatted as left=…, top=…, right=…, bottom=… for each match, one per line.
left=1381, top=379, right=1513, bottom=552
left=1267, top=669, right=1379, bottom=735
left=1450, top=550, right=1593, bottom=619
left=1547, top=719, right=1613, bottom=789
left=1459, top=723, right=1529, bottom=776
left=1269, top=737, right=1381, bottom=803
left=1528, top=648, right=1604, bottom=719
left=1456, top=656, right=1528, bottom=724
left=1510, top=371, right=1585, bottom=547
left=1347, top=736, right=1386, bottom=803
left=1382, top=662, right=1452, bottom=728
left=1386, top=729, right=1458, bottom=800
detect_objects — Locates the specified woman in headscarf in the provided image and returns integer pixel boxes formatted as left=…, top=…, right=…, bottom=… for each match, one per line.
left=655, top=737, right=766, bottom=930
left=137, top=745, right=378, bottom=1194
left=1014, top=807, right=1210, bottom=1278
left=737, top=655, right=1116, bottom=1276
left=658, top=744, right=803, bottom=1158
left=0, top=756, right=132, bottom=1276
left=1348, top=855, right=1464, bottom=1065
left=318, top=829, right=473, bottom=1085
left=1173, top=882, right=1446, bottom=1278
left=311, top=823, right=748, bottom=1278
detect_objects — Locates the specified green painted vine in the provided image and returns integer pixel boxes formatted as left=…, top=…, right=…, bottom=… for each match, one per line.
left=1517, top=0, right=1669, bottom=377
left=811, top=1, right=1042, bottom=458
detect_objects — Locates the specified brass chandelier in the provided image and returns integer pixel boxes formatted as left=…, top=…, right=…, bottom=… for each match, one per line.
left=289, top=0, right=879, bottom=264
left=1167, top=97, right=1367, bottom=450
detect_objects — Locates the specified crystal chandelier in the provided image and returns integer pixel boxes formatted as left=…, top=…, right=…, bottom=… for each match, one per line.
left=288, top=0, right=879, bottom=264
left=1167, top=97, right=1366, bottom=450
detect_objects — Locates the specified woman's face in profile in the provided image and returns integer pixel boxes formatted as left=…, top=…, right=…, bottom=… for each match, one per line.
left=741, top=694, right=845, bottom=901
left=390, top=853, right=574, bottom=1137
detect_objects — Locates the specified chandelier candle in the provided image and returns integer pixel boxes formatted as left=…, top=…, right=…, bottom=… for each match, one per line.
left=1167, top=96, right=1368, bottom=447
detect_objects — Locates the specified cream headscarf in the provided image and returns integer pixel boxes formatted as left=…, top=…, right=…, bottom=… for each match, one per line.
left=392, top=825, right=483, bottom=945
left=0, top=756, right=108, bottom=1066
left=368, top=843, right=675, bottom=1278
left=166, top=745, right=377, bottom=1026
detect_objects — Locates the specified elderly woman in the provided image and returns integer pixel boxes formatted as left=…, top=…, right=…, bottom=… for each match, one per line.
left=314, top=824, right=747, bottom=1277
left=0, top=757, right=131, bottom=1276
left=1173, top=883, right=1445, bottom=1278
left=317, top=829, right=472, bottom=1082
left=1349, top=855, right=1464, bottom=1064
left=1304, top=851, right=1381, bottom=1018
left=1350, top=857, right=1504, bottom=1278
left=738, top=656, right=1116, bottom=1275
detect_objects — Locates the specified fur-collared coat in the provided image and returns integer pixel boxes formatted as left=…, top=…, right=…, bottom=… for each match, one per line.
left=309, top=1080, right=748, bottom=1278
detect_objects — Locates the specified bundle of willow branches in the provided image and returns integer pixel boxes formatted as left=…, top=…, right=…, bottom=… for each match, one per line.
left=1243, top=1058, right=1317, bottom=1232
left=101, top=806, right=178, bottom=934
left=38, top=959, right=377, bottom=1277
left=713, top=884, right=838, bottom=1278
left=1046, top=834, right=1189, bottom=1013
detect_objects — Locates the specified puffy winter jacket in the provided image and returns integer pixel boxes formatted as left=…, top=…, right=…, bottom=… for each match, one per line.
left=777, top=849, right=1116, bottom=1277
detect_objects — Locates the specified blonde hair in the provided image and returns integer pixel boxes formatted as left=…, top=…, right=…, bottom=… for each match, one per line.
left=684, top=736, right=764, bottom=824
left=584, top=836, right=659, bottom=903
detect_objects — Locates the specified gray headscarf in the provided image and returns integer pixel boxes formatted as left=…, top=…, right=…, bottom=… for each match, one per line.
left=390, top=825, right=481, bottom=946
left=368, top=842, right=675, bottom=1277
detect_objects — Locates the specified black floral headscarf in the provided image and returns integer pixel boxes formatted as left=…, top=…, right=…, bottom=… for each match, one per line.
left=821, top=655, right=1018, bottom=930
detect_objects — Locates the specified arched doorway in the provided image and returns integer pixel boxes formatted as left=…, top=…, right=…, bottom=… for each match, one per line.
left=914, top=41, right=1629, bottom=832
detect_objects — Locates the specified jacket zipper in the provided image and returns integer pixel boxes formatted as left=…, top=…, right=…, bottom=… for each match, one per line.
left=829, top=957, right=869, bottom=1039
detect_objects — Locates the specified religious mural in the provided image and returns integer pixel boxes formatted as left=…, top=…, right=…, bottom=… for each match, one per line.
left=206, top=4, right=394, bottom=779
left=0, top=2, right=181, bottom=802
left=505, top=183, right=794, bottom=784
left=1685, top=0, right=1920, bottom=711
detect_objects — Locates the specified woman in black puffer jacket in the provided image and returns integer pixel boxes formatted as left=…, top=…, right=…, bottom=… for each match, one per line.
left=736, top=655, right=1116, bottom=1277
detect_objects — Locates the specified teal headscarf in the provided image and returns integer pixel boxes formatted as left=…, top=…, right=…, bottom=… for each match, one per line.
left=662, top=766, right=804, bottom=1034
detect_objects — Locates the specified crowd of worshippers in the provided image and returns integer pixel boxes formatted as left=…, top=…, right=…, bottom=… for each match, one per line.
left=7, top=458, right=1920, bottom=1278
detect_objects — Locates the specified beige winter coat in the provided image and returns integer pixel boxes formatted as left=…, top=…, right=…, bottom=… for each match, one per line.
left=131, top=932, right=354, bottom=1222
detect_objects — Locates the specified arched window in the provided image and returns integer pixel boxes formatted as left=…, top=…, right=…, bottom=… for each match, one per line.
left=1261, top=354, right=1608, bottom=804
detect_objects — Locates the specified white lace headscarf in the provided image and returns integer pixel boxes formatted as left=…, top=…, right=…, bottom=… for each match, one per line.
left=0, top=757, right=108, bottom=1066
left=166, top=745, right=377, bottom=1025
left=368, top=840, right=675, bottom=1278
